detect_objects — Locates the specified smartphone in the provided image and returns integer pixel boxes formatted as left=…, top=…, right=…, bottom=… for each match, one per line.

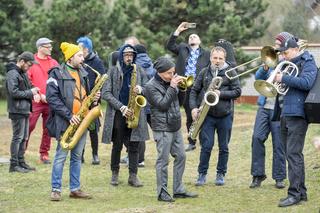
left=185, top=23, right=197, bottom=28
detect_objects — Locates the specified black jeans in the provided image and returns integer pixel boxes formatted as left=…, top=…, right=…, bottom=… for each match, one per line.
left=280, top=116, right=308, bottom=199
left=10, top=117, right=29, bottom=166
left=111, top=111, right=139, bottom=174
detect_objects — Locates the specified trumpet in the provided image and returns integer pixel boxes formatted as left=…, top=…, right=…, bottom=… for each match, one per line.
left=225, top=46, right=278, bottom=80
left=254, top=61, right=299, bottom=97
left=178, top=75, right=194, bottom=91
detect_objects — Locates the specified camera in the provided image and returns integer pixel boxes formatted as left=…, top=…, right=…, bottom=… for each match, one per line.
left=185, top=23, right=197, bottom=29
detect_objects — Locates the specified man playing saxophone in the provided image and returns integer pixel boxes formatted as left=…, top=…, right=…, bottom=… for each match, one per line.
left=102, top=44, right=149, bottom=187
left=190, top=46, right=241, bottom=186
left=46, top=42, right=100, bottom=201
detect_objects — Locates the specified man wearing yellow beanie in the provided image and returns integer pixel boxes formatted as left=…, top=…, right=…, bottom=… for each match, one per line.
left=46, top=42, right=101, bottom=201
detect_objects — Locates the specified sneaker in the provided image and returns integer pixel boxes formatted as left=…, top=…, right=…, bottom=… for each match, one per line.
left=9, top=165, right=29, bottom=173
left=195, top=173, right=206, bottom=186
left=215, top=173, right=225, bottom=186
left=120, top=156, right=128, bottom=164
left=185, top=144, right=196, bottom=152
left=92, top=154, right=100, bottom=165
left=50, top=191, right=61, bottom=201
left=249, top=175, right=267, bottom=188
left=40, top=155, right=51, bottom=164
left=275, top=180, right=285, bottom=189
left=20, top=162, right=36, bottom=171
left=138, top=161, right=145, bottom=168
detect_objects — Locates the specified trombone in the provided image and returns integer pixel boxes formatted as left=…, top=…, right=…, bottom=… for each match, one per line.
left=225, top=46, right=278, bottom=80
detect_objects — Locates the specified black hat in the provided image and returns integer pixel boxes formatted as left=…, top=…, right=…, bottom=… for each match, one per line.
left=18, top=51, right=38, bottom=64
left=154, top=56, right=175, bottom=73
left=276, top=37, right=299, bottom=52
left=134, top=44, right=147, bottom=54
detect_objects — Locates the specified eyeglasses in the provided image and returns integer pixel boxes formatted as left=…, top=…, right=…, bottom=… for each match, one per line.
left=41, top=45, right=53, bottom=49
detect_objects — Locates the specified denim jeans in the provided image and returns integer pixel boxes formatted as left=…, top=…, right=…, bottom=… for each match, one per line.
left=51, top=130, right=87, bottom=192
left=251, top=107, right=286, bottom=180
left=10, top=117, right=29, bottom=166
left=198, top=113, right=233, bottom=175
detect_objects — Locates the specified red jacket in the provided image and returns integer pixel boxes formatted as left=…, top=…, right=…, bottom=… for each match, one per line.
left=28, top=54, right=59, bottom=95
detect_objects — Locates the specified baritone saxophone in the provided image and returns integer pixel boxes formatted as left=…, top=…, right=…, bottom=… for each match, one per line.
left=60, top=64, right=108, bottom=150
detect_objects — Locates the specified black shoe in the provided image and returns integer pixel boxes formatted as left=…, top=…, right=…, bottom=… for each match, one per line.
left=19, top=162, right=36, bottom=171
left=92, top=154, right=100, bottom=165
left=249, top=176, right=266, bottom=188
left=275, top=180, right=285, bottom=189
left=301, top=195, right=308, bottom=202
left=9, top=165, right=29, bottom=173
left=185, top=144, right=196, bottom=152
left=278, top=196, right=300, bottom=207
left=173, top=191, right=198, bottom=198
left=158, top=188, right=175, bottom=202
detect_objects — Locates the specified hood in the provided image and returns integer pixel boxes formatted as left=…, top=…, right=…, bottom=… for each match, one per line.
left=85, top=51, right=98, bottom=61
left=136, top=53, right=153, bottom=69
left=5, top=62, right=20, bottom=73
left=118, top=44, right=137, bottom=68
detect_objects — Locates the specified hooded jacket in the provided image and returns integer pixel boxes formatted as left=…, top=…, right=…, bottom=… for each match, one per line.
left=5, top=62, right=33, bottom=118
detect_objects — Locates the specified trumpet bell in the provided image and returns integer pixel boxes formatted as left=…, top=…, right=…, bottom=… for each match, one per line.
left=179, top=76, right=194, bottom=91
left=254, top=80, right=278, bottom=98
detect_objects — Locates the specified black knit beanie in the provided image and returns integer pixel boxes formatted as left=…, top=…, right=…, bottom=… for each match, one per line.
left=154, top=56, right=175, bottom=73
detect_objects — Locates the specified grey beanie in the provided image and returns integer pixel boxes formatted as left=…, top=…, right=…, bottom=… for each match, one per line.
left=154, top=56, right=175, bottom=73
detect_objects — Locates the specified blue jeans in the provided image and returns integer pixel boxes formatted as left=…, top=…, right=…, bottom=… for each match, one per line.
left=198, top=114, right=233, bottom=175
left=251, top=107, right=286, bottom=180
left=51, top=131, right=87, bottom=192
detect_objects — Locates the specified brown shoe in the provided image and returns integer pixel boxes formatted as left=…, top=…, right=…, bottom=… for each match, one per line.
left=69, top=190, right=92, bottom=199
left=50, top=191, right=61, bottom=201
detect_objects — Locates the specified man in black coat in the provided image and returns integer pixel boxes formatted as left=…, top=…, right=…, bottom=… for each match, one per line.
left=166, top=22, right=210, bottom=152
left=6, top=51, right=39, bottom=173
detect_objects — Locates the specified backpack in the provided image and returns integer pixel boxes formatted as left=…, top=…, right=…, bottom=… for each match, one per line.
left=304, top=67, right=320, bottom=123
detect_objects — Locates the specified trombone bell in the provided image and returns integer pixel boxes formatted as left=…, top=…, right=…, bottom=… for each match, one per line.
left=254, top=80, right=278, bottom=98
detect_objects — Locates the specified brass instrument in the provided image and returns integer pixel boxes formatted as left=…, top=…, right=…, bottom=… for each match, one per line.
left=225, top=46, right=278, bottom=80
left=126, top=64, right=147, bottom=129
left=254, top=61, right=299, bottom=97
left=60, top=64, right=108, bottom=150
left=189, top=75, right=223, bottom=140
left=178, top=75, right=194, bottom=91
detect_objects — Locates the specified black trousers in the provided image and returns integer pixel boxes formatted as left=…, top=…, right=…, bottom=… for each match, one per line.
left=111, top=111, right=139, bottom=174
left=280, top=116, right=308, bottom=199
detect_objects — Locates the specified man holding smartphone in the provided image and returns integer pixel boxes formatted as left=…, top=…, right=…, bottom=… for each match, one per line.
left=166, top=22, right=210, bottom=152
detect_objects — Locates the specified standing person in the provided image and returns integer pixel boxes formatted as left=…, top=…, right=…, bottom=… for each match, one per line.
left=101, top=44, right=149, bottom=187
left=166, top=22, right=210, bottom=152
left=190, top=46, right=241, bottom=186
left=26, top=38, right=59, bottom=164
left=145, top=56, right=198, bottom=202
left=6, top=52, right=39, bottom=173
left=274, top=37, right=317, bottom=207
left=249, top=32, right=294, bottom=189
left=47, top=42, right=100, bottom=201
left=77, top=36, right=106, bottom=165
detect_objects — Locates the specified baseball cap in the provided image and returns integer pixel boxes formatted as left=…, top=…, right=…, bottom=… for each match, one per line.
left=18, top=51, right=38, bottom=64
left=36, top=37, right=53, bottom=48
left=276, top=37, right=299, bottom=52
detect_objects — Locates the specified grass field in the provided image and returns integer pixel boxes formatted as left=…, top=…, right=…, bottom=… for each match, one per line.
left=0, top=101, right=319, bottom=213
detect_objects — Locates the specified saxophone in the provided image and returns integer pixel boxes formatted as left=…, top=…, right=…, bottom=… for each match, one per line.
left=189, top=72, right=223, bottom=140
left=126, top=63, right=147, bottom=129
left=60, top=64, right=108, bottom=150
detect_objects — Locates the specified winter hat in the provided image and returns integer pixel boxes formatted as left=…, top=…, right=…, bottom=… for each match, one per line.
left=275, top=32, right=294, bottom=44
left=60, top=42, right=81, bottom=61
left=276, top=37, right=299, bottom=52
left=134, top=44, right=147, bottom=54
left=77, top=36, right=93, bottom=53
left=154, top=56, right=175, bottom=73
left=18, top=51, right=38, bottom=64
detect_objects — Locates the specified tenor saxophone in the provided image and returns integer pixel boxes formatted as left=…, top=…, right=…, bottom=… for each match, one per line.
left=188, top=75, right=223, bottom=140
left=60, top=64, right=108, bottom=150
left=126, top=64, right=147, bottom=129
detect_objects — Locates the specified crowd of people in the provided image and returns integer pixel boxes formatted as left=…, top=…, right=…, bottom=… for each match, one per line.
left=5, top=22, right=319, bottom=207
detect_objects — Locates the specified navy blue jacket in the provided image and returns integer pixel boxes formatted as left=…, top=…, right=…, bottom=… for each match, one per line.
left=84, top=52, right=106, bottom=91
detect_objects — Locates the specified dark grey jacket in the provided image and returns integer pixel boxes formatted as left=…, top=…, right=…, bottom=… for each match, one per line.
left=5, top=62, right=33, bottom=117
left=145, top=74, right=184, bottom=132
left=190, top=65, right=241, bottom=117
left=101, top=62, right=149, bottom=144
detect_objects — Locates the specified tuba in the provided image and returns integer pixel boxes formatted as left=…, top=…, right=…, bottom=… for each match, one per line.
left=189, top=74, right=223, bottom=140
left=60, top=64, right=108, bottom=150
left=126, top=64, right=147, bottom=129
left=254, top=61, right=299, bottom=97
left=178, top=75, right=194, bottom=91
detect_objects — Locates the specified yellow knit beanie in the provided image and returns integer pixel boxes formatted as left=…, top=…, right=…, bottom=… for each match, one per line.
left=60, top=42, right=81, bottom=61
